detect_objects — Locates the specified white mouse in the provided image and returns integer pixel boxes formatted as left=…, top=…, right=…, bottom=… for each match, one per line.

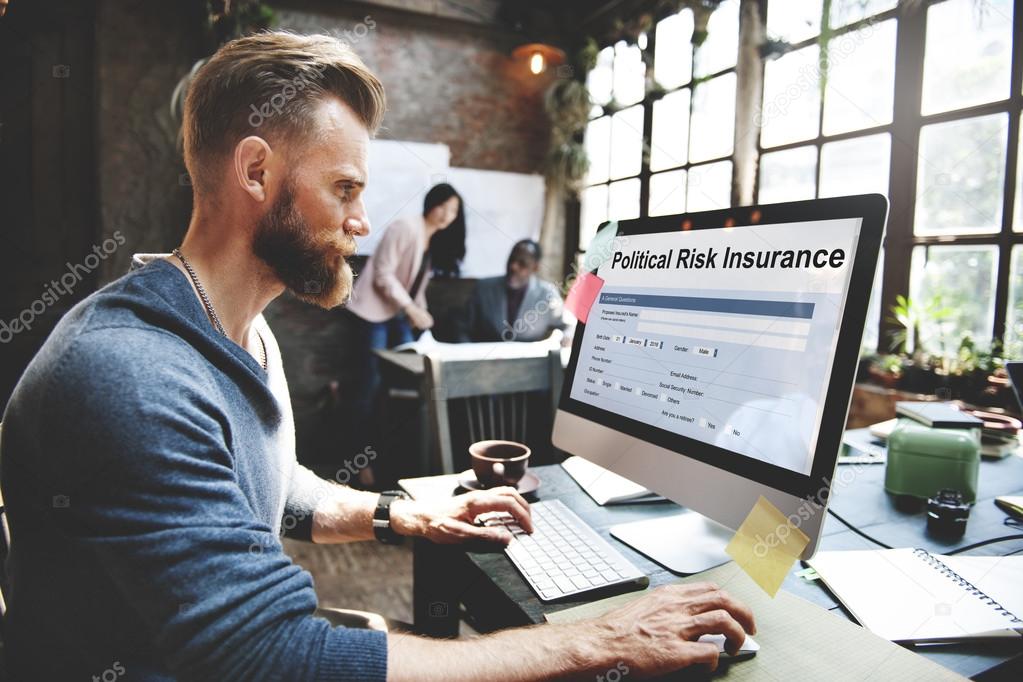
left=698, top=633, right=760, bottom=659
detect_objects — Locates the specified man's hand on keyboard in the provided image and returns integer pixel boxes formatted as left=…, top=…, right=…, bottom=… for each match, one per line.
left=592, top=581, right=757, bottom=675
left=389, top=487, right=533, bottom=545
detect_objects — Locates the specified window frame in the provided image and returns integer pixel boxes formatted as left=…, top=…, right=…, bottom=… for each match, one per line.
left=578, top=7, right=741, bottom=251
left=575, top=0, right=1023, bottom=355
left=878, top=0, right=1022, bottom=353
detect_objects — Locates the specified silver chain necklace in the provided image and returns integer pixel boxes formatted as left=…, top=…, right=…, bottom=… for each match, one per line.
left=172, top=248, right=267, bottom=371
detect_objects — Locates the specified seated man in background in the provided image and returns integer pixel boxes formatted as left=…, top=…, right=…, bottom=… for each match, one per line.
left=461, top=239, right=572, bottom=343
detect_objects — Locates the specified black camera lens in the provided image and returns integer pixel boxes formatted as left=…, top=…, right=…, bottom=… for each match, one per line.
left=926, top=489, right=970, bottom=538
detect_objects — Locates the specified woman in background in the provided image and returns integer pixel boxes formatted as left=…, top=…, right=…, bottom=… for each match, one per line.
left=426, top=187, right=467, bottom=278
left=346, top=183, right=464, bottom=482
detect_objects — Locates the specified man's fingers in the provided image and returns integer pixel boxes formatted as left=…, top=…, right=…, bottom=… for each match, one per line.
left=468, top=492, right=533, bottom=533
left=683, top=589, right=757, bottom=636
left=493, top=486, right=532, bottom=514
left=485, top=487, right=533, bottom=528
left=443, top=519, right=512, bottom=545
left=683, top=609, right=748, bottom=656
left=683, top=641, right=721, bottom=672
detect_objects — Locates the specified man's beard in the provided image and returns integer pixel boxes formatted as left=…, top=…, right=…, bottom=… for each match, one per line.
left=252, top=182, right=353, bottom=309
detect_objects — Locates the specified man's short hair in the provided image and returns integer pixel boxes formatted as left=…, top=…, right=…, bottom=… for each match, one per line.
left=183, top=31, right=386, bottom=194
left=512, top=239, right=542, bottom=262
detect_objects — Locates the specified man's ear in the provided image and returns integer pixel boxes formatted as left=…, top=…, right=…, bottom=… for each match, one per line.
left=234, top=136, right=274, bottom=202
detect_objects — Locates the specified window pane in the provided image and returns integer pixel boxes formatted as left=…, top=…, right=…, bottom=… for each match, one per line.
left=690, top=73, right=735, bottom=163
left=830, top=0, right=897, bottom=28
left=915, top=114, right=1008, bottom=235
left=649, top=169, right=687, bottom=217
left=608, top=178, right=641, bottom=221
left=609, top=105, right=644, bottom=180
left=579, top=184, right=609, bottom=250
left=822, top=19, right=896, bottom=135
left=760, top=45, right=821, bottom=148
left=759, top=145, right=817, bottom=204
left=1006, top=246, right=1023, bottom=358
left=584, top=116, right=611, bottom=185
left=1016, top=114, right=1023, bottom=232
left=921, top=0, right=1013, bottom=115
left=613, top=42, right=646, bottom=106
left=655, top=10, right=693, bottom=89
left=587, top=46, right=614, bottom=107
left=767, top=0, right=822, bottom=44
left=910, top=245, right=997, bottom=353
left=687, top=160, right=732, bottom=212
left=650, top=88, right=691, bottom=172
left=694, top=0, right=739, bottom=77
left=819, top=133, right=891, bottom=198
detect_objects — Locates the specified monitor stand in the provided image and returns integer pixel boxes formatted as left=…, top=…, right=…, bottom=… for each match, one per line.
left=610, top=510, right=733, bottom=575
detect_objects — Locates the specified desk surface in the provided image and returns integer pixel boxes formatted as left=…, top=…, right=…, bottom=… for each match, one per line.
left=403, top=456, right=1023, bottom=679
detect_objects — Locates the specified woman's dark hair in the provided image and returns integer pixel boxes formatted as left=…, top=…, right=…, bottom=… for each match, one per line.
left=424, top=183, right=466, bottom=278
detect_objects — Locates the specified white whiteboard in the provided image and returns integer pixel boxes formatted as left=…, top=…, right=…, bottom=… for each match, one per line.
left=446, top=166, right=545, bottom=278
left=360, top=140, right=546, bottom=279
left=360, top=140, right=450, bottom=255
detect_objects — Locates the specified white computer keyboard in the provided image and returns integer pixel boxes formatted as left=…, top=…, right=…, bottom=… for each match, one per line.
left=483, top=499, right=649, bottom=601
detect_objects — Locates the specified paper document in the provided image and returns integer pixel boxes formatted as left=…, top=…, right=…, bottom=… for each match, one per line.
left=560, top=456, right=665, bottom=505
left=392, top=329, right=562, bottom=361
left=544, top=562, right=966, bottom=680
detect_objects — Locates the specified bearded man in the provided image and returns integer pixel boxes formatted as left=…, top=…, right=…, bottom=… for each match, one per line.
left=0, top=31, right=754, bottom=681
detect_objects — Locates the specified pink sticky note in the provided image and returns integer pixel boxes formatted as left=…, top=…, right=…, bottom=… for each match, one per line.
left=564, top=271, right=604, bottom=324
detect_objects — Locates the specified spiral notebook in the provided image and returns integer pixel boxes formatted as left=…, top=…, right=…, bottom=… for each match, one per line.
left=807, top=548, right=1023, bottom=643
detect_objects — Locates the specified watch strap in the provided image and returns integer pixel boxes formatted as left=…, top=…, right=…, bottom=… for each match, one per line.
left=373, top=491, right=408, bottom=544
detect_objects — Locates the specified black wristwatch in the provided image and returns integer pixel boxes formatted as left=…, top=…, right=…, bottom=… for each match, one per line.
left=373, top=491, right=409, bottom=544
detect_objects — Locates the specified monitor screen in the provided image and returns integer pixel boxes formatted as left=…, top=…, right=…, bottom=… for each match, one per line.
left=567, top=216, right=862, bottom=479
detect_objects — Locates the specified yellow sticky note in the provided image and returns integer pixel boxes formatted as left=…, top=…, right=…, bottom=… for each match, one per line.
left=725, top=495, right=810, bottom=597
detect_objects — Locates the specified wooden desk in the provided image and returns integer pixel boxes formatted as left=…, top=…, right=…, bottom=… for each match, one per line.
left=403, top=457, right=1023, bottom=679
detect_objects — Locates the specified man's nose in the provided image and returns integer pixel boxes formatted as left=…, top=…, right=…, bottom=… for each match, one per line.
left=345, top=199, right=370, bottom=237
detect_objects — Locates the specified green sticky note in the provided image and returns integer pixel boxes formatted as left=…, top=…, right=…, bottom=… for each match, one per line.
left=725, top=496, right=811, bottom=597
left=581, top=221, right=619, bottom=271
left=795, top=567, right=820, bottom=581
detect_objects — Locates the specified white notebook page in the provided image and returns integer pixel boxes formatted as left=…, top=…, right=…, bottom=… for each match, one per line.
left=808, top=549, right=1022, bottom=642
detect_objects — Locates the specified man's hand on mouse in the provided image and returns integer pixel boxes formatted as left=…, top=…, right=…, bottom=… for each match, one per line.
left=389, top=487, right=532, bottom=544
left=588, top=581, right=757, bottom=676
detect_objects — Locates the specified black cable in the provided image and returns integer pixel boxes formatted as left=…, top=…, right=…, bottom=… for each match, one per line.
left=944, top=534, right=1023, bottom=555
left=826, top=508, right=893, bottom=549
left=828, top=508, right=1023, bottom=555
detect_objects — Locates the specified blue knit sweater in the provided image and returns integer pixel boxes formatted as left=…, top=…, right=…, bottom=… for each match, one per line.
left=1, top=256, right=388, bottom=680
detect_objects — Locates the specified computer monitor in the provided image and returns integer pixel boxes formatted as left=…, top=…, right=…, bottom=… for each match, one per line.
left=552, top=194, right=888, bottom=573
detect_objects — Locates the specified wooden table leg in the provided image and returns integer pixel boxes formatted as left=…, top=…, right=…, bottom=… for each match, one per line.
left=412, top=537, right=461, bottom=637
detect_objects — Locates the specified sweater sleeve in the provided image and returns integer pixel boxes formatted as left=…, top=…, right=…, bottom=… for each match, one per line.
left=39, top=327, right=388, bottom=682
left=283, top=462, right=339, bottom=541
left=371, top=220, right=417, bottom=310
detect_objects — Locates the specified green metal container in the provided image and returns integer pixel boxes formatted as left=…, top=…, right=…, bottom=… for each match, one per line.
left=884, top=418, right=980, bottom=502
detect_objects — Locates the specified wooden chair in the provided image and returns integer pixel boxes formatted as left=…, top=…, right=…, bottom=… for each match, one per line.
left=423, top=350, right=564, bottom=474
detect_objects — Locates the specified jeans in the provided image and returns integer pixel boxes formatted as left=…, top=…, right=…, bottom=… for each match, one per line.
left=350, top=313, right=414, bottom=450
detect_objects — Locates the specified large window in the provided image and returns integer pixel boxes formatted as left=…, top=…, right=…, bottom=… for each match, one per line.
left=758, top=1, right=898, bottom=351
left=577, top=0, right=1022, bottom=358
left=579, top=1, right=740, bottom=252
